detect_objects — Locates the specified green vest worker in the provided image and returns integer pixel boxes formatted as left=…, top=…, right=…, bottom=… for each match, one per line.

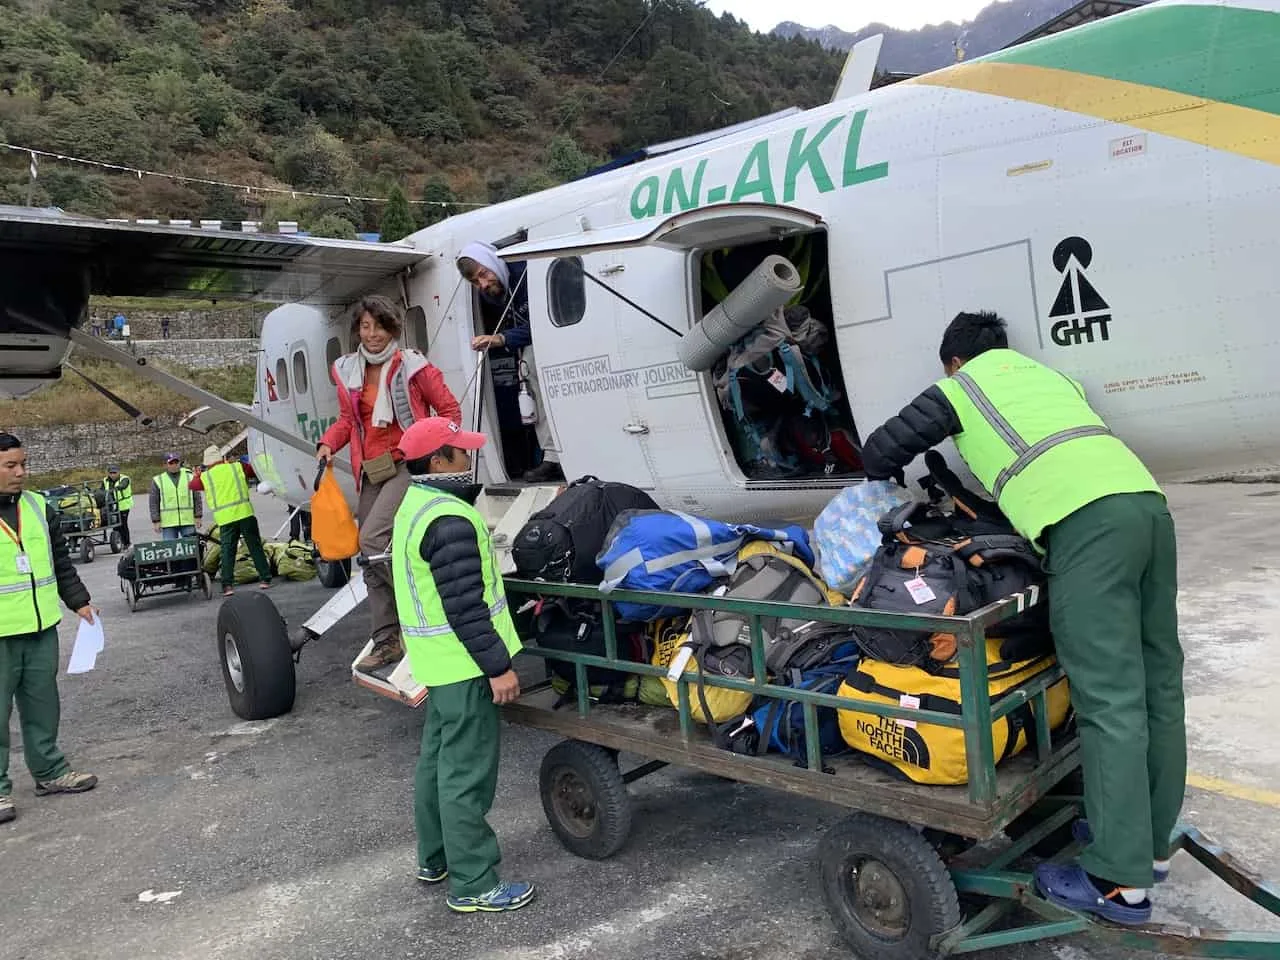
left=0, top=432, right=100, bottom=825
left=150, top=452, right=203, bottom=539
left=103, top=466, right=133, bottom=549
left=191, top=446, right=271, bottom=597
left=860, top=310, right=1184, bottom=926
left=390, top=416, right=533, bottom=915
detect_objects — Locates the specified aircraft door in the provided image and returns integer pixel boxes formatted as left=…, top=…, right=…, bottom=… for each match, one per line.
left=525, top=252, right=657, bottom=490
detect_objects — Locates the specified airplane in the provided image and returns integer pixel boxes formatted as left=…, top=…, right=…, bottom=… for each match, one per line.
left=3, top=0, right=1278, bottom=719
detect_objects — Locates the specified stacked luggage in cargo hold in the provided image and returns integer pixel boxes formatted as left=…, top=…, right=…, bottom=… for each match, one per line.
left=510, top=456, right=1072, bottom=786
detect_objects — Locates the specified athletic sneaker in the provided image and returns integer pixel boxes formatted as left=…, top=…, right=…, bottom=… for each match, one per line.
left=0, top=795, right=14, bottom=823
left=446, top=880, right=536, bottom=914
left=416, top=865, right=448, bottom=884
left=35, top=771, right=98, bottom=796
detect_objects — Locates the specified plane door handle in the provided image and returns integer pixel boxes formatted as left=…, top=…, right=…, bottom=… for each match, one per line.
left=623, top=422, right=649, bottom=435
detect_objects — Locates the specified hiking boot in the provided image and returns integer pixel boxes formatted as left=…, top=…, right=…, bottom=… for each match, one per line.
left=35, top=771, right=98, bottom=796
left=416, top=864, right=449, bottom=884
left=356, top=637, right=404, bottom=672
left=522, top=461, right=564, bottom=483
left=446, top=880, right=536, bottom=914
left=0, top=795, right=14, bottom=823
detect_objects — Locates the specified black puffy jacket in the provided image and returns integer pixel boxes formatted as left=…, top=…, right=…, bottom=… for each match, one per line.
left=861, top=384, right=963, bottom=481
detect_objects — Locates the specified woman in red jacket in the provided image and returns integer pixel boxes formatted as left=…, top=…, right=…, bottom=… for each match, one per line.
left=317, top=295, right=462, bottom=672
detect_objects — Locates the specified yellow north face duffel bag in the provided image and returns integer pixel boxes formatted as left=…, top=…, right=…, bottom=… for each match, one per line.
left=836, top=638, right=1071, bottom=786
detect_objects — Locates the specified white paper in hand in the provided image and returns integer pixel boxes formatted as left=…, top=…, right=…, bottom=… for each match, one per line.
left=67, top=614, right=105, bottom=674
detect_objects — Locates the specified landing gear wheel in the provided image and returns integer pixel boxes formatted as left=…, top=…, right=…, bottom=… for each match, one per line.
left=539, top=740, right=632, bottom=860
left=217, top=592, right=295, bottom=721
left=79, top=539, right=94, bottom=563
left=109, top=530, right=123, bottom=554
left=316, top=557, right=350, bottom=589
left=819, top=813, right=962, bottom=960
left=199, top=573, right=213, bottom=601
left=123, top=580, right=138, bottom=613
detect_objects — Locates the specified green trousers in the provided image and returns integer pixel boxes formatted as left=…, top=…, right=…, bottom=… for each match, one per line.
left=219, top=516, right=272, bottom=589
left=0, top=627, right=70, bottom=795
left=1045, top=492, right=1186, bottom=889
left=415, top=676, right=502, bottom=898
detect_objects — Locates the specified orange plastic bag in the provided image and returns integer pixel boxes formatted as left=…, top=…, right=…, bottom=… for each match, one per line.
left=311, top=465, right=359, bottom=561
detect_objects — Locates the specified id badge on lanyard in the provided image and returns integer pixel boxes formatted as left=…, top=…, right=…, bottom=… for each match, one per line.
left=0, top=514, right=26, bottom=576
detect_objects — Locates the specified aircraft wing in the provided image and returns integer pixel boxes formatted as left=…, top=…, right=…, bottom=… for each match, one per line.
left=0, top=207, right=428, bottom=307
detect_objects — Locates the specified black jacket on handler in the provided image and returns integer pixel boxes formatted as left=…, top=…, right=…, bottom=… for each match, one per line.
left=861, top=385, right=962, bottom=481
left=0, top=494, right=91, bottom=616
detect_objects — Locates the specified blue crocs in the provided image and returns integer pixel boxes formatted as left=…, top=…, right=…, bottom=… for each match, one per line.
left=416, top=865, right=448, bottom=884
left=1035, top=862, right=1152, bottom=926
left=1071, top=820, right=1170, bottom=884
left=446, top=880, right=536, bottom=914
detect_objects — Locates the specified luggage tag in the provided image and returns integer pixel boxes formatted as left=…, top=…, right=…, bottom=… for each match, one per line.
left=766, top=368, right=788, bottom=392
left=667, top=645, right=695, bottom=681
left=898, top=694, right=920, bottom=730
left=904, top=576, right=936, bottom=605
left=15, top=554, right=30, bottom=575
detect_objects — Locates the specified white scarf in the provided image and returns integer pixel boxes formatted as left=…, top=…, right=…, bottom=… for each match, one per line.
left=343, top=340, right=400, bottom=428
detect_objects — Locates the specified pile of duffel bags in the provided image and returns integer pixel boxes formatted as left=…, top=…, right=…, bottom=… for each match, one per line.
left=201, top=527, right=318, bottom=583
left=510, top=457, right=1072, bottom=786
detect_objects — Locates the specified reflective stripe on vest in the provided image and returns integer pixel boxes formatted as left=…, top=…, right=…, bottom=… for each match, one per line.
left=154, top=470, right=196, bottom=528
left=950, top=371, right=1112, bottom=499
left=0, top=492, right=62, bottom=636
left=392, top=485, right=522, bottom=688
left=205, top=462, right=253, bottom=525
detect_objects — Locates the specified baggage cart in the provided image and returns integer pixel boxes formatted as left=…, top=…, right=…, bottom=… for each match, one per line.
left=118, top=535, right=212, bottom=612
left=500, top=577, right=1280, bottom=960
left=44, top=482, right=124, bottom=563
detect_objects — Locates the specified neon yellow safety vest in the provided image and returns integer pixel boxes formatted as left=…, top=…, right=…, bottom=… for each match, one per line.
left=153, top=470, right=196, bottom=528
left=0, top=492, right=62, bottom=637
left=392, top=483, right=522, bottom=688
left=935, top=349, right=1162, bottom=546
left=203, top=462, right=254, bottom=526
left=104, top=476, right=133, bottom=512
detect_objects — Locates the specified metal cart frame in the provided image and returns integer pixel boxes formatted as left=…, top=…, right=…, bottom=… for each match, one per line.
left=119, top=535, right=212, bottom=612
left=45, top=482, right=123, bottom=563
left=500, top=577, right=1280, bottom=959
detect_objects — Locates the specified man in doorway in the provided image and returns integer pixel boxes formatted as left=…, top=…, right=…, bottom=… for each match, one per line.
left=858, top=310, right=1185, bottom=926
left=151, top=453, right=202, bottom=539
left=190, top=446, right=272, bottom=596
left=457, top=241, right=563, bottom=483
left=391, top=417, right=533, bottom=914
left=102, top=465, right=133, bottom=549
left=0, top=433, right=99, bottom=825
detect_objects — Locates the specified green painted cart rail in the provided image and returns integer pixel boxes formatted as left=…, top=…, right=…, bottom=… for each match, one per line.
left=500, top=576, right=1280, bottom=960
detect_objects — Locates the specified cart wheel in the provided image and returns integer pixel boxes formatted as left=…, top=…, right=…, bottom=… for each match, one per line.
left=317, top=558, right=350, bottom=589
left=79, top=539, right=94, bottom=564
left=109, top=530, right=123, bottom=554
left=538, top=740, right=632, bottom=860
left=819, top=813, right=962, bottom=960
left=216, top=592, right=295, bottom=721
left=200, top=573, right=213, bottom=601
left=124, top=580, right=138, bottom=613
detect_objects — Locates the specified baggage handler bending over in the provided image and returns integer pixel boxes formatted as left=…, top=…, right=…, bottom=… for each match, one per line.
left=859, top=310, right=1186, bottom=926
left=391, top=417, right=533, bottom=914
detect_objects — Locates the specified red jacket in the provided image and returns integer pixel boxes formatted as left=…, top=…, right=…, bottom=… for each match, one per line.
left=321, top=350, right=462, bottom=490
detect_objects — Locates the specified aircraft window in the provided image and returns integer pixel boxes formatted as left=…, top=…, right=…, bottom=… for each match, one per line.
left=548, top=256, right=586, bottom=328
left=325, top=337, right=342, bottom=385
left=292, top=350, right=309, bottom=395
left=275, top=357, right=291, bottom=399
left=407, top=305, right=428, bottom=351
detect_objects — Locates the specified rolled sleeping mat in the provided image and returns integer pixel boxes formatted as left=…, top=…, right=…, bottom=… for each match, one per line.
left=678, top=254, right=802, bottom=372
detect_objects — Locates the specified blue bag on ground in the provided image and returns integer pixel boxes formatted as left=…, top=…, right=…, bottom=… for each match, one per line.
left=596, top=509, right=815, bottom=622
left=813, top=481, right=915, bottom=593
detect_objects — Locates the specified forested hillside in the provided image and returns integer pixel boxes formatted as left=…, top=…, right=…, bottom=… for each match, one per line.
left=0, top=0, right=842, bottom=238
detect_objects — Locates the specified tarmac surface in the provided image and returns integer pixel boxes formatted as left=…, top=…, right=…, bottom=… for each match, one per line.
left=2, top=484, right=1279, bottom=960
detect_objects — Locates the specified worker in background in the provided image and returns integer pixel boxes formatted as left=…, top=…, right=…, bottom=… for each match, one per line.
left=859, top=310, right=1184, bottom=926
left=458, top=241, right=563, bottom=483
left=0, top=433, right=99, bottom=825
left=391, top=417, right=532, bottom=914
left=151, top=453, right=202, bottom=540
left=102, top=465, right=133, bottom=549
left=317, top=295, right=462, bottom=674
left=190, top=445, right=272, bottom=597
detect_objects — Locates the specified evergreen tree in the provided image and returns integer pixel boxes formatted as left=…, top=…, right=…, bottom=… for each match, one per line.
left=380, top=185, right=416, bottom=242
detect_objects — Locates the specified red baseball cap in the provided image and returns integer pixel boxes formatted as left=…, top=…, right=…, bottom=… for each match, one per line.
left=396, top=417, right=487, bottom=462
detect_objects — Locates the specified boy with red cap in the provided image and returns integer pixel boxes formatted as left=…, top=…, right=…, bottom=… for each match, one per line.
left=390, top=417, right=533, bottom=914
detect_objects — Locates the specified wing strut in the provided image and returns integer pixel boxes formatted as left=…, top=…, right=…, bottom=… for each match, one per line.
left=67, top=329, right=318, bottom=458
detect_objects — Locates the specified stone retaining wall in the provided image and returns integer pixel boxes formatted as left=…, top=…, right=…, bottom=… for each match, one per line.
left=26, top=419, right=241, bottom=475
left=87, top=306, right=266, bottom=340
left=120, top=339, right=259, bottom=370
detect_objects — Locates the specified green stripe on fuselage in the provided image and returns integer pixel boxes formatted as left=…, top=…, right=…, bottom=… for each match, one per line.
left=981, top=3, right=1280, bottom=116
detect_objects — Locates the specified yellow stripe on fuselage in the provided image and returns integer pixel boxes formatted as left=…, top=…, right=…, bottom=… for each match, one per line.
left=911, top=61, right=1280, bottom=167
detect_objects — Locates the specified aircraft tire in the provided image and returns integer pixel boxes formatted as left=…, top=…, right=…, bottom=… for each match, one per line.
left=217, top=593, right=295, bottom=721
left=316, top=558, right=350, bottom=589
